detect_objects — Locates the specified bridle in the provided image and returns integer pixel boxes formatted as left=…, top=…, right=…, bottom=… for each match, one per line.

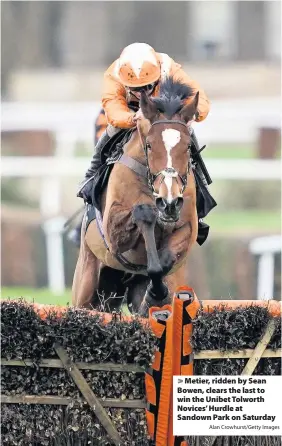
left=139, top=119, right=192, bottom=196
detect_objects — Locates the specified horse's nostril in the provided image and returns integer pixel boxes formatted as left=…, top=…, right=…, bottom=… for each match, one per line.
left=173, top=198, right=179, bottom=207
left=173, top=197, right=184, bottom=211
left=156, top=197, right=167, bottom=212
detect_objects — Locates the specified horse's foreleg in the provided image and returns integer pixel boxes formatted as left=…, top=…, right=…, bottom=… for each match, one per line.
left=138, top=220, right=195, bottom=316
left=145, top=247, right=176, bottom=300
left=132, top=204, right=162, bottom=277
left=164, top=260, right=189, bottom=295
left=72, top=219, right=100, bottom=308
left=132, top=204, right=169, bottom=316
left=138, top=255, right=188, bottom=317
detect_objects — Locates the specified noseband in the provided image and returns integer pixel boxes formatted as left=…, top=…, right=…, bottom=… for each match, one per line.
left=141, top=119, right=192, bottom=196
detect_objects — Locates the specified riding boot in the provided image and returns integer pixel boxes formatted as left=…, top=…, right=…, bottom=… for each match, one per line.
left=77, top=130, right=111, bottom=202
left=189, top=128, right=209, bottom=187
left=85, top=130, right=111, bottom=179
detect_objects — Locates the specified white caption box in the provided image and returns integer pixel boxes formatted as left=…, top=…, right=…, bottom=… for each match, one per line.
left=173, top=376, right=282, bottom=436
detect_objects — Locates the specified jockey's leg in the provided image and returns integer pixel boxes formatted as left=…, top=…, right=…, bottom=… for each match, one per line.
left=86, top=124, right=121, bottom=178
left=77, top=125, right=121, bottom=203
left=85, top=128, right=110, bottom=179
left=70, top=125, right=121, bottom=247
left=68, top=125, right=120, bottom=247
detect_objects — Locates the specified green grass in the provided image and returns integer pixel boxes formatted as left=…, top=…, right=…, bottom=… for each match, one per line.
left=206, top=209, right=281, bottom=234
left=75, top=142, right=281, bottom=160
left=1, top=287, right=132, bottom=315
left=204, top=144, right=256, bottom=159
left=1, top=287, right=71, bottom=306
left=204, top=144, right=281, bottom=160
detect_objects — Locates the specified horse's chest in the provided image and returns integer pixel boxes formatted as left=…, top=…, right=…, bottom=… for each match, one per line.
left=106, top=209, right=166, bottom=253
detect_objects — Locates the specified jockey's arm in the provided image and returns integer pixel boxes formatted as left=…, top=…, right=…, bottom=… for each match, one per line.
left=171, top=65, right=210, bottom=122
left=102, top=73, right=136, bottom=129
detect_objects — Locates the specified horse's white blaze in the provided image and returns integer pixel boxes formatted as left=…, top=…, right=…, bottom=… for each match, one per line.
left=164, top=176, right=173, bottom=203
left=161, top=129, right=181, bottom=203
left=162, top=128, right=180, bottom=168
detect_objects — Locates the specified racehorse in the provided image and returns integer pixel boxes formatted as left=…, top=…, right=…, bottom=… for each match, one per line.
left=72, top=78, right=199, bottom=316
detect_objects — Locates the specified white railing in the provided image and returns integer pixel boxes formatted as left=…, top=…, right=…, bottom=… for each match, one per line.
left=249, top=235, right=282, bottom=300
left=1, top=157, right=281, bottom=180
left=2, top=98, right=281, bottom=145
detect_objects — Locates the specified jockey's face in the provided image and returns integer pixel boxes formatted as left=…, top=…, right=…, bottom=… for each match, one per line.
left=128, top=81, right=158, bottom=100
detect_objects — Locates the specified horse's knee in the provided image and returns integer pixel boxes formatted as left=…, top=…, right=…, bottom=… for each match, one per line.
left=132, top=204, right=157, bottom=226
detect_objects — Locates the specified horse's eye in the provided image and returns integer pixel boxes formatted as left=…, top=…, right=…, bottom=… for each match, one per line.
left=147, top=143, right=152, bottom=151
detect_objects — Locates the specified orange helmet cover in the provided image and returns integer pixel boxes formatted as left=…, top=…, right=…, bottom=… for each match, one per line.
left=117, top=43, right=161, bottom=88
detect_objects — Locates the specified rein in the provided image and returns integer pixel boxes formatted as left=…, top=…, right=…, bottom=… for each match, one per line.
left=138, top=119, right=192, bottom=196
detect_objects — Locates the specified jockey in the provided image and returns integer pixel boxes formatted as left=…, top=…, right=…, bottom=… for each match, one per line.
left=94, top=108, right=107, bottom=145
left=77, top=42, right=211, bottom=204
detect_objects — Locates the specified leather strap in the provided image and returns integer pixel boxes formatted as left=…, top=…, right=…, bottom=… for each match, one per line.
left=95, top=207, right=110, bottom=251
left=151, top=119, right=188, bottom=130
left=117, top=154, right=147, bottom=178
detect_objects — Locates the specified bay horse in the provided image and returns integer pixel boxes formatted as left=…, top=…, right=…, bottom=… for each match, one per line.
left=72, top=78, right=199, bottom=316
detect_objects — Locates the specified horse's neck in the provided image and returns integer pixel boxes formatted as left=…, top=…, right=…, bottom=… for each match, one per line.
left=101, top=128, right=149, bottom=224
left=124, top=129, right=145, bottom=162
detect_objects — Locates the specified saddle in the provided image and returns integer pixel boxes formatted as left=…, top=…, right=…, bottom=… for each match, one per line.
left=89, top=130, right=216, bottom=246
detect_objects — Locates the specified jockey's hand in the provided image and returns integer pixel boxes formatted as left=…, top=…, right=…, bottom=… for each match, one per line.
left=77, top=178, right=94, bottom=204
left=133, top=109, right=144, bottom=123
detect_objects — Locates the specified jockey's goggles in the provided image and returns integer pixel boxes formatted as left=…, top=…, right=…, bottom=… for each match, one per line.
left=129, top=81, right=158, bottom=93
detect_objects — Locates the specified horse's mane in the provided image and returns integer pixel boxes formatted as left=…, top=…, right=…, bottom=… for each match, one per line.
left=152, top=76, right=194, bottom=119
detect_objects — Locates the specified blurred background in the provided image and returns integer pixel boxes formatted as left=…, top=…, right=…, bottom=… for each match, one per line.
left=1, top=0, right=281, bottom=305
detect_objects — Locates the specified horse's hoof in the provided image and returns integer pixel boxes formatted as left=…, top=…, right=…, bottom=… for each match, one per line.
left=146, top=282, right=169, bottom=301
left=138, top=291, right=171, bottom=318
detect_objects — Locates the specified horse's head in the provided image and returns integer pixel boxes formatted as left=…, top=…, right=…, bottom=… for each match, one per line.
left=138, top=77, right=199, bottom=223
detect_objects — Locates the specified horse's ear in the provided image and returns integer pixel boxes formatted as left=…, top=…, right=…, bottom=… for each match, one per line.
left=140, top=91, right=158, bottom=122
left=180, top=92, right=199, bottom=123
